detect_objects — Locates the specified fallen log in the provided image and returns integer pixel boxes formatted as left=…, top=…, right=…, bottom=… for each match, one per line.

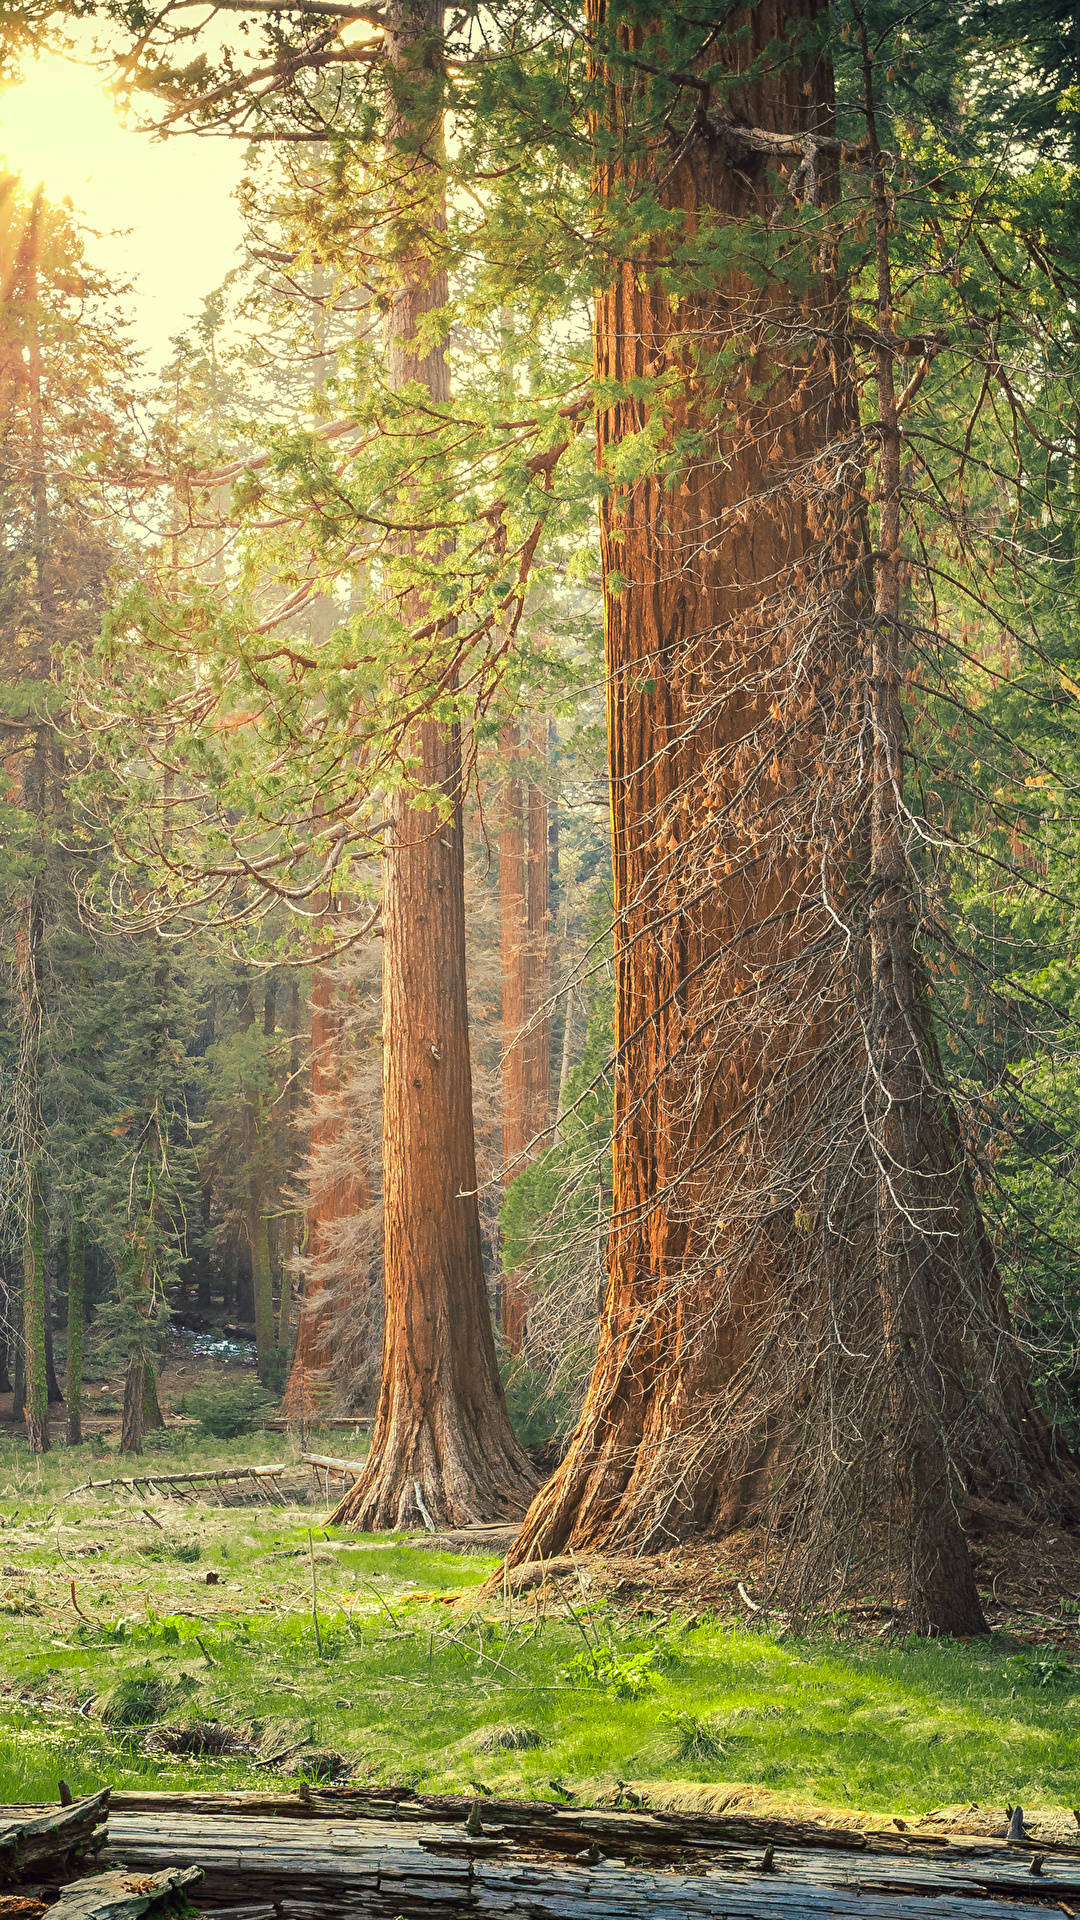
left=300, top=1456, right=365, bottom=1478
left=69, top=1468, right=287, bottom=1497
left=100, top=1800, right=1079, bottom=1918
left=48, top=1867, right=201, bottom=1920
left=259, top=1419, right=371, bottom=1433
left=0, top=1794, right=109, bottom=1888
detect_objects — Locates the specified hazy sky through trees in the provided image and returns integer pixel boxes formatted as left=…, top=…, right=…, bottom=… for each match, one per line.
left=0, top=40, right=244, bottom=364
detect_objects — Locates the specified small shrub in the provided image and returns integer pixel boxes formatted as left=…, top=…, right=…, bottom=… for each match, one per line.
left=137, top=1538, right=201, bottom=1565
left=263, top=1346, right=290, bottom=1397
left=186, top=1382, right=274, bottom=1439
left=668, top=1712, right=726, bottom=1763
left=1006, top=1652, right=1075, bottom=1689
left=471, top=1724, right=543, bottom=1752
left=294, top=1750, right=347, bottom=1783
left=99, top=1670, right=175, bottom=1727
left=560, top=1643, right=660, bottom=1700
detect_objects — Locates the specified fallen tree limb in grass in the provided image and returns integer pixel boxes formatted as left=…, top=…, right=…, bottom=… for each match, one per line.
left=69, top=1466, right=288, bottom=1497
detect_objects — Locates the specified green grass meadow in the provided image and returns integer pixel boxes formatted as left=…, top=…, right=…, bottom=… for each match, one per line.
left=0, top=1433, right=1077, bottom=1815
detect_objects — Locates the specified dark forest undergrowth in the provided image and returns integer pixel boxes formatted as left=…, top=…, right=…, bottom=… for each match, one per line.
left=0, top=1437, right=1077, bottom=1818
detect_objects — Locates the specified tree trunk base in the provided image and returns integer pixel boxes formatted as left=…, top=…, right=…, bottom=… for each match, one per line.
left=330, top=1407, right=537, bottom=1532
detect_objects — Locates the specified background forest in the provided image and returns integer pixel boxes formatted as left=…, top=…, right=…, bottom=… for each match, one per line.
left=0, top=0, right=1079, bottom=1632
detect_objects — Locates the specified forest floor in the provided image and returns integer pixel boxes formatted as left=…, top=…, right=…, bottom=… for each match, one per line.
left=0, top=1418, right=1077, bottom=1826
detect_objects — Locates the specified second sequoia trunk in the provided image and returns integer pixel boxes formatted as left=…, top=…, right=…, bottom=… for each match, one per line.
left=330, top=0, right=535, bottom=1530
left=509, top=0, right=1074, bottom=1626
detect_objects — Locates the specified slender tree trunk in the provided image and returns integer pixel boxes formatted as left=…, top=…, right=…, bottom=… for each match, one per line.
left=248, top=977, right=278, bottom=1387
left=17, top=212, right=50, bottom=1455
left=556, top=990, right=577, bottom=1121
left=66, top=1215, right=85, bottom=1446
left=499, top=725, right=530, bottom=1353
left=278, top=977, right=304, bottom=1352
left=525, top=723, right=551, bottom=1137
left=330, top=0, right=534, bottom=1528
left=43, top=1227, right=63, bottom=1405
left=499, top=720, right=552, bottom=1355
left=283, top=949, right=369, bottom=1415
left=121, top=1351, right=146, bottom=1456
left=252, top=1197, right=275, bottom=1387
left=22, top=1177, right=47, bottom=1453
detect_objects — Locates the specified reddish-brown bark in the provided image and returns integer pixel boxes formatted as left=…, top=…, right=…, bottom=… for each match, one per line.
left=512, top=0, right=854, bottom=1560
left=330, top=0, right=535, bottom=1527
left=508, top=0, right=1072, bottom=1629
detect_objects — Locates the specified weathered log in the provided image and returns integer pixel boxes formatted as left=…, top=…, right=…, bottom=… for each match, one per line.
left=48, top=1867, right=201, bottom=1920
left=0, top=1793, right=109, bottom=1887
left=101, top=1804, right=1079, bottom=1918
left=301, top=1455, right=365, bottom=1478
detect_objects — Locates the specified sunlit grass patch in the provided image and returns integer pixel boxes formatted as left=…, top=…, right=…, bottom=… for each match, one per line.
left=0, top=1438, right=1075, bottom=1814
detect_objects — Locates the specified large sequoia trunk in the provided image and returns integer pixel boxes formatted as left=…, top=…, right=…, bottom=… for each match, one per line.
left=509, top=0, right=1074, bottom=1629
left=330, top=0, right=535, bottom=1530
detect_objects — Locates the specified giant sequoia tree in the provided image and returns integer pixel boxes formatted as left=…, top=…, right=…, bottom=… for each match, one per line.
left=331, top=0, right=535, bottom=1527
left=509, top=0, right=1078, bottom=1630
left=55, top=0, right=543, bottom=1523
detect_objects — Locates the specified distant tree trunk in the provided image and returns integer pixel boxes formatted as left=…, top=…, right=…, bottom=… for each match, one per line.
left=66, top=1215, right=85, bottom=1446
left=330, top=0, right=535, bottom=1529
left=277, top=977, right=304, bottom=1354
left=120, top=1354, right=144, bottom=1456
left=22, top=1177, right=47, bottom=1454
left=121, top=1231, right=165, bottom=1455
left=16, top=215, right=50, bottom=1456
left=16, top=755, right=48, bottom=1455
left=0, top=1257, right=14, bottom=1397
left=122, top=926, right=172, bottom=1456
left=499, top=726, right=530, bottom=1353
left=509, top=0, right=1069, bottom=1629
left=249, top=976, right=278, bottom=1387
left=283, top=949, right=369, bottom=1416
left=556, top=990, right=577, bottom=1121
left=499, top=720, right=552, bottom=1355
left=252, top=1198, right=274, bottom=1387
left=43, top=1226, right=63, bottom=1406
left=525, top=723, right=551, bottom=1137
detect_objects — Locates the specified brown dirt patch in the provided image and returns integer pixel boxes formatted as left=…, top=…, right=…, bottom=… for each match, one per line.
left=497, top=1520, right=1080, bottom=1650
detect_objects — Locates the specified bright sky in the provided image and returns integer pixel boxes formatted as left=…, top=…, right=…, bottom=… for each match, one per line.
left=0, top=49, right=246, bottom=371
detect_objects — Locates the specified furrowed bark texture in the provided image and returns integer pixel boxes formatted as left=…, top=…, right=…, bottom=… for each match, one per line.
left=510, top=0, right=1072, bottom=1627
left=330, top=0, right=535, bottom=1529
